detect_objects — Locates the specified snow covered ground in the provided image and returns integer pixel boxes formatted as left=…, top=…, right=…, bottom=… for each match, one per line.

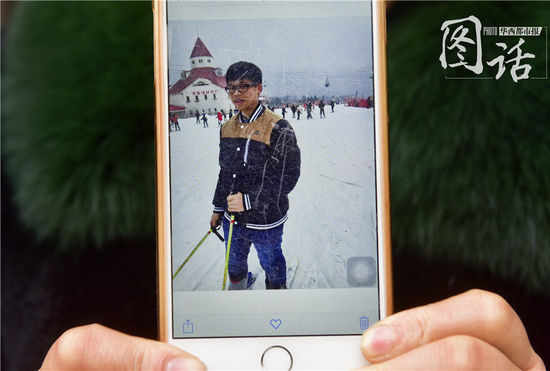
left=170, top=105, right=377, bottom=291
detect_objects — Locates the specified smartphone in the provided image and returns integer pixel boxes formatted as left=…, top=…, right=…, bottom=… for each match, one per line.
left=154, top=0, right=391, bottom=368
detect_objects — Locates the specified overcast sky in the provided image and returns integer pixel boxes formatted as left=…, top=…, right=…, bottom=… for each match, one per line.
left=167, top=1, right=374, bottom=98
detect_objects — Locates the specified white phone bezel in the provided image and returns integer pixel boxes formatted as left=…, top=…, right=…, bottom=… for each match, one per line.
left=154, top=0, right=392, bottom=368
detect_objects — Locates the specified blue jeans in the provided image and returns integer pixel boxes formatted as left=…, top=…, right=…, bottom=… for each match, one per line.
left=222, top=219, right=286, bottom=289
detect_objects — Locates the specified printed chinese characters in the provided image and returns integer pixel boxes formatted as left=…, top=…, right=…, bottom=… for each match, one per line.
left=486, top=38, right=535, bottom=82
left=440, top=16, right=539, bottom=82
left=440, top=15, right=483, bottom=74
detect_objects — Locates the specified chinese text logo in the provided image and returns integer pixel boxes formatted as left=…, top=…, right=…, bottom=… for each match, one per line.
left=440, top=16, right=546, bottom=82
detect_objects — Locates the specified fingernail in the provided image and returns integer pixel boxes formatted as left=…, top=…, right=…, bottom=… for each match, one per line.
left=165, top=357, right=206, bottom=371
left=362, top=325, right=396, bottom=357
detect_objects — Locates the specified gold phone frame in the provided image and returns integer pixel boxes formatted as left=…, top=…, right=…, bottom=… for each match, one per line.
left=154, top=0, right=392, bottom=351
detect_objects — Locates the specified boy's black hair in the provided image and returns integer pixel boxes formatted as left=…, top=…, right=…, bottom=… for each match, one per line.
left=226, top=61, right=262, bottom=85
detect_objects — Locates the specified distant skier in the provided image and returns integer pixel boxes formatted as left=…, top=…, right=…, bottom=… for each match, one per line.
left=291, top=104, right=297, bottom=118
left=201, top=113, right=208, bottom=128
left=211, top=61, right=301, bottom=290
left=195, top=111, right=200, bottom=124
left=168, top=113, right=174, bottom=132
left=281, top=106, right=286, bottom=119
left=306, top=103, right=313, bottom=119
left=330, top=100, right=335, bottom=112
left=221, top=109, right=227, bottom=121
left=173, top=112, right=181, bottom=131
left=319, top=100, right=326, bottom=119
left=217, top=111, right=223, bottom=127
left=169, top=113, right=180, bottom=131
left=228, top=109, right=233, bottom=119
left=296, top=108, right=301, bottom=120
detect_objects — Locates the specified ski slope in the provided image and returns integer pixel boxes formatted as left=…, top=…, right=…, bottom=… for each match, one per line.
left=170, top=105, right=377, bottom=291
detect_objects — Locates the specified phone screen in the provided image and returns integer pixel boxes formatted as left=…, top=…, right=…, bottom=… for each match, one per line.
left=165, top=0, right=381, bottom=339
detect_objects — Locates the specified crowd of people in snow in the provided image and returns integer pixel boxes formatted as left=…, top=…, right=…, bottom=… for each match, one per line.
left=169, top=99, right=344, bottom=132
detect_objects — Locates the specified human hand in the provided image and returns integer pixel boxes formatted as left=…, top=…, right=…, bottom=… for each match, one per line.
left=210, top=212, right=221, bottom=228
left=359, top=289, right=545, bottom=370
left=40, top=324, right=206, bottom=371
left=227, top=192, right=244, bottom=212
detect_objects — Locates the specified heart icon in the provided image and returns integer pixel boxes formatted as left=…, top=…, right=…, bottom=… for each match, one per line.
left=270, top=319, right=282, bottom=329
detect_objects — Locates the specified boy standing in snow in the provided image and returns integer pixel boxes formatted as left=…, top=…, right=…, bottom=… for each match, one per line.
left=210, top=61, right=301, bottom=290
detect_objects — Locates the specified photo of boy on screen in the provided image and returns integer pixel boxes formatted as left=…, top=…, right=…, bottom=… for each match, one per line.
left=210, top=61, right=301, bottom=290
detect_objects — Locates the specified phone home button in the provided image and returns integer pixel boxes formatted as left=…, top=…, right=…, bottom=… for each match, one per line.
left=261, top=345, right=293, bottom=370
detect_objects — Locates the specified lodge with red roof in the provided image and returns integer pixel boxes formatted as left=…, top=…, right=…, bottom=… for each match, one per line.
left=169, top=37, right=234, bottom=118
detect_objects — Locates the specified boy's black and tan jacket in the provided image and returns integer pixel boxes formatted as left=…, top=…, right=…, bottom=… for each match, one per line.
left=212, top=104, right=301, bottom=230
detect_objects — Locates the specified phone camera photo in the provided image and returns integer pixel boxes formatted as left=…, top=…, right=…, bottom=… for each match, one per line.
left=155, top=0, right=390, bottom=367
left=158, top=0, right=389, bottom=346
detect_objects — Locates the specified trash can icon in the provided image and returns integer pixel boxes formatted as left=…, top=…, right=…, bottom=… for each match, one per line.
left=360, top=316, right=369, bottom=330
left=183, top=320, right=194, bottom=334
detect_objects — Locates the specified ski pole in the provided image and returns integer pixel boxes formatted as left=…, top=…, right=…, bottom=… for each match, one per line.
left=172, top=225, right=222, bottom=280
left=211, top=226, right=224, bottom=242
left=222, top=214, right=235, bottom=290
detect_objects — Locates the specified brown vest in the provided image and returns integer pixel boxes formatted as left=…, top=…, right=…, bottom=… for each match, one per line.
left=220, top=109, right=283, bottom=146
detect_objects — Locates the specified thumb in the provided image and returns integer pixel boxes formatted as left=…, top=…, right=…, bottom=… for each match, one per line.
left=41, top=324, right=206, bottom=371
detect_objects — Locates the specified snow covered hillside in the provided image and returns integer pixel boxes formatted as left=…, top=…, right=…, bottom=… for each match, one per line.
left=170, top=105, right=377, bottom=291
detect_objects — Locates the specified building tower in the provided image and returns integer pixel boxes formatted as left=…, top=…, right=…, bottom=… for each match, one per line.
left=169, top=37, right=233, bottom=118
left=189, top=37, right=214, bottom=69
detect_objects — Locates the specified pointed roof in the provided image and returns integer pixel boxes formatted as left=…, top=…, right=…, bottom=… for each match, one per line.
left=190, top=37, right=213, bottom=58
left=169, top=67, right=227, bottom=94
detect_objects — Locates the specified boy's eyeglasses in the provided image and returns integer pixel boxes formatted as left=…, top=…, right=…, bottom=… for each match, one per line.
left=225, top=84, right=256, bottom=94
